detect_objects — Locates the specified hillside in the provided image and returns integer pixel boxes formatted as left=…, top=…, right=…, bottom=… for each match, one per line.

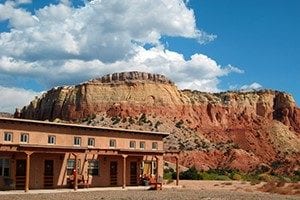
left=16, top=71, right=300, bottom=173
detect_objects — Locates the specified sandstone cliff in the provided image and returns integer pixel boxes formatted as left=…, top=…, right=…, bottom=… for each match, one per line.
left=16, top=71, right=300, bottom=173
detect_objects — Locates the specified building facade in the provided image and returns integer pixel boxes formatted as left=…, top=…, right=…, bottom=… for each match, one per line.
left=0, top=117, right=173, bottom=191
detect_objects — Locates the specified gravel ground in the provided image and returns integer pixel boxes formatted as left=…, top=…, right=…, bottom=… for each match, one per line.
left=1, top=188, right=299, bottom=200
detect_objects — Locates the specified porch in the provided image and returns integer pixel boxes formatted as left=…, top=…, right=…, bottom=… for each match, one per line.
left=0, top=145, right=179, bottom=192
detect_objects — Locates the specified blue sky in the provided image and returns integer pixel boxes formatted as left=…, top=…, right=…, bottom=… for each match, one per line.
left=0, top=0, right=299, bottom=112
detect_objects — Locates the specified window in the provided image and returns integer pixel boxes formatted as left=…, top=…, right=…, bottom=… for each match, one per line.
left=48, top=135, right=56, bottom=144
left=88, top=138, right=95, bottom=147
left=66, top=159, right=80, bottom=175
left=4, top=132, right=12, bottom=142
left=20, top=133, right=29, bottom=143
left=74, top=137, right=81, bottom=146
left=152, top=142, right=158, bottom=150
left=109, top=139, right=116, bottom=148
left=140, top=141, right=145, bottom=149
left=88, top=160, right=99, bottom=176
left=129, top=141, right=136, bottom=149
left=0, top=158, right=10, bottom=177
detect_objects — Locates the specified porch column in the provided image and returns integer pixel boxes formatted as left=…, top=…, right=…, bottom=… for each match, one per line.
left=25, top=151, right=33, bottom=192
left=155, top=156, right=160, bottom=184
left=74, top=154, right=78, bottom=191
left=175, top=156, right=179, bottom=186
left=122, top=154, right=128, bottom=189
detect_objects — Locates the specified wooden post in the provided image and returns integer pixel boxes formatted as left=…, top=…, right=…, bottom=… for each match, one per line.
left=155, top=156, right=160, bottom=190
left=175, top=156, right=179, bottom=186
left=74, top=154, right=78, bottom=191
left=122, top=155, right=128, bottom=189
left=25, top=152, right=33, bottom=192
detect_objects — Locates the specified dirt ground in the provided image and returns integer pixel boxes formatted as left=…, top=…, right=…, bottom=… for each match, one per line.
left=0, top=180, right=299, bottom=200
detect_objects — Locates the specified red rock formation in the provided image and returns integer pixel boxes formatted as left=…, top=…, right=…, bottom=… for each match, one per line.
left=16, top=71, right=300, bottom=173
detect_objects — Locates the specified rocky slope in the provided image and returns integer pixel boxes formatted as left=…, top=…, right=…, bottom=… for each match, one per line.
left=16, top=71, right=300, bottom=174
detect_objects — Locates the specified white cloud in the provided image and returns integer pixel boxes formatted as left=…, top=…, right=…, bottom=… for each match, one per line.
left=0, top=0, right=245, bottom=111
left=0, top=86, right=42, bottom=113
left=16, top=0, right=32, bottom=5
left=0, top=47, right=240, bottom=92
left=0, top=1, right=35, bottom=29
left=240, top=82, right=263, bottom=91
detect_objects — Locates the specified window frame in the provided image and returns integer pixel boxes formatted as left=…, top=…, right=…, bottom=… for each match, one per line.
left=0, top=158, right=10, bottom=177
left=20, top=133, right=29, bottom=143
left=129, top=141, right=136, bottom=149
left=4, top=132, right=13, bottom=142
left=140, top=141, right=145, bottom=149
left=73, top=137, right=81, bottom=146
left=88, top=159, right=99, bottom=176
left=66, top=159, right=80, bottom=175
left=48, top=135, right=56, bottom=145
left=87, top=138, right=95, bottom=147
left=109, top=139, right=116, bottom=148
left=152, top=142, right=158, bottom=150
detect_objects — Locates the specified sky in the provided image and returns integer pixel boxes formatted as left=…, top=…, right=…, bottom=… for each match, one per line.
left=0, top=0, right=299, bottom=113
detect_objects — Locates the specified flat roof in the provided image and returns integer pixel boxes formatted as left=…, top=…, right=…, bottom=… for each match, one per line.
left=0, top=117, right=169, bottom=137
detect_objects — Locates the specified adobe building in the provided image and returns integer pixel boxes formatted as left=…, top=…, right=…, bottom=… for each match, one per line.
left=0, top=117, right=179, bottom=192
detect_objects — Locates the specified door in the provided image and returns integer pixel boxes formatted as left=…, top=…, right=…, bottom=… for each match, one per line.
left=15, top=159, right=26, bottom=189
left=110, top=161, right=118, bottom=186
left=130, top=162, right=138, bottom=185
left=44, top=160, right=54, bottom=188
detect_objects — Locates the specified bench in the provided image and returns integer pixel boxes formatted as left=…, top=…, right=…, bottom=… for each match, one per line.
left=149, top=177, right=162, bottom=190
left=67, top=175, right=89, bottom=188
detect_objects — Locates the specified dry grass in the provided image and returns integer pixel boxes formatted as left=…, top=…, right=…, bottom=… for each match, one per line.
left=259, top=181, right=300, bottom=195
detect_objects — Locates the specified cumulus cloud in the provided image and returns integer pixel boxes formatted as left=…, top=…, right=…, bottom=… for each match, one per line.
left=0, top=1, right=35, bottom=28
left=0, top=47, right=241, bottom=92
left=0, top=86, right=42, bottom=113
left=0, top=0, right=244, bottom=111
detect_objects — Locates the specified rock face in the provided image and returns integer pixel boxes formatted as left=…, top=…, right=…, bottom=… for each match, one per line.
left=17, top=71, right=300, bottom=173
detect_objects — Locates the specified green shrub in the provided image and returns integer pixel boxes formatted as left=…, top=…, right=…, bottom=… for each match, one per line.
left=175, top=119, right=184, bottom=128
left=232, top=173, right=242, bottom=180
left=154, top=121, right=163, bottom=129
left=139, top=113, right=147, bottom=124
left=128, top=117, right=135, bottom=124
left=111, top=116, right=121, bottom=125
left=179, top=167, right=200, bottom=180
left=258, top=174, right=278, bottom=182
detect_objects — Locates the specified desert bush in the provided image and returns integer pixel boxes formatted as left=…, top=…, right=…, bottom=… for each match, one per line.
left=258, top=174, right=278, bottom=182
left=175, top=119, right=184, bottom=128
left=139, top=113, right=147, bottom=123
left=154, top=121, right=163, bottom=129
left=111, top=116, right=121, bottom=125
left=128, top=117, right=135, bottom=124
left=179, top=167, right=201, bottom=180
left=232, top=173, right=242, bottom=181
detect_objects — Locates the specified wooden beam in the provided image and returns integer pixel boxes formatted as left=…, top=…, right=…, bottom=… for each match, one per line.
left=74, top=154, right=78, bottom=191
left=122, top=154, right=128, bottom=189
left=25, top=151, right=33, bottom=192
left=175, top=156, right=179, bottom=186
left=155, top=156, right=160, bottom=190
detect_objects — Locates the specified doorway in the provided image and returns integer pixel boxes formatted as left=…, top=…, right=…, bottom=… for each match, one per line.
left=44, top=160, right=54, bottom=188
left=110, top=161, right=118, bottom=186
left=130, top=162, right=138, bottom=185
left=15, top=159, right=26, bottom=189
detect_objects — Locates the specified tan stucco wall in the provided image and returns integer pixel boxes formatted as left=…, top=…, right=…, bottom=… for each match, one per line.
left=0, top=121, right=164, bottom=151
left=0, top=120, right=165, bottom=190
left=0, top=152, right=163, bottom=189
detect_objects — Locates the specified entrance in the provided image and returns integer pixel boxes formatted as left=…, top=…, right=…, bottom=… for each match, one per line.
left=15, top=159, right=26, bottom=189
left=130, top=162, right=138, bottom=185
left=110, top=161, right=118, bottom=186
left=44, top=160, right=54, bottom=188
